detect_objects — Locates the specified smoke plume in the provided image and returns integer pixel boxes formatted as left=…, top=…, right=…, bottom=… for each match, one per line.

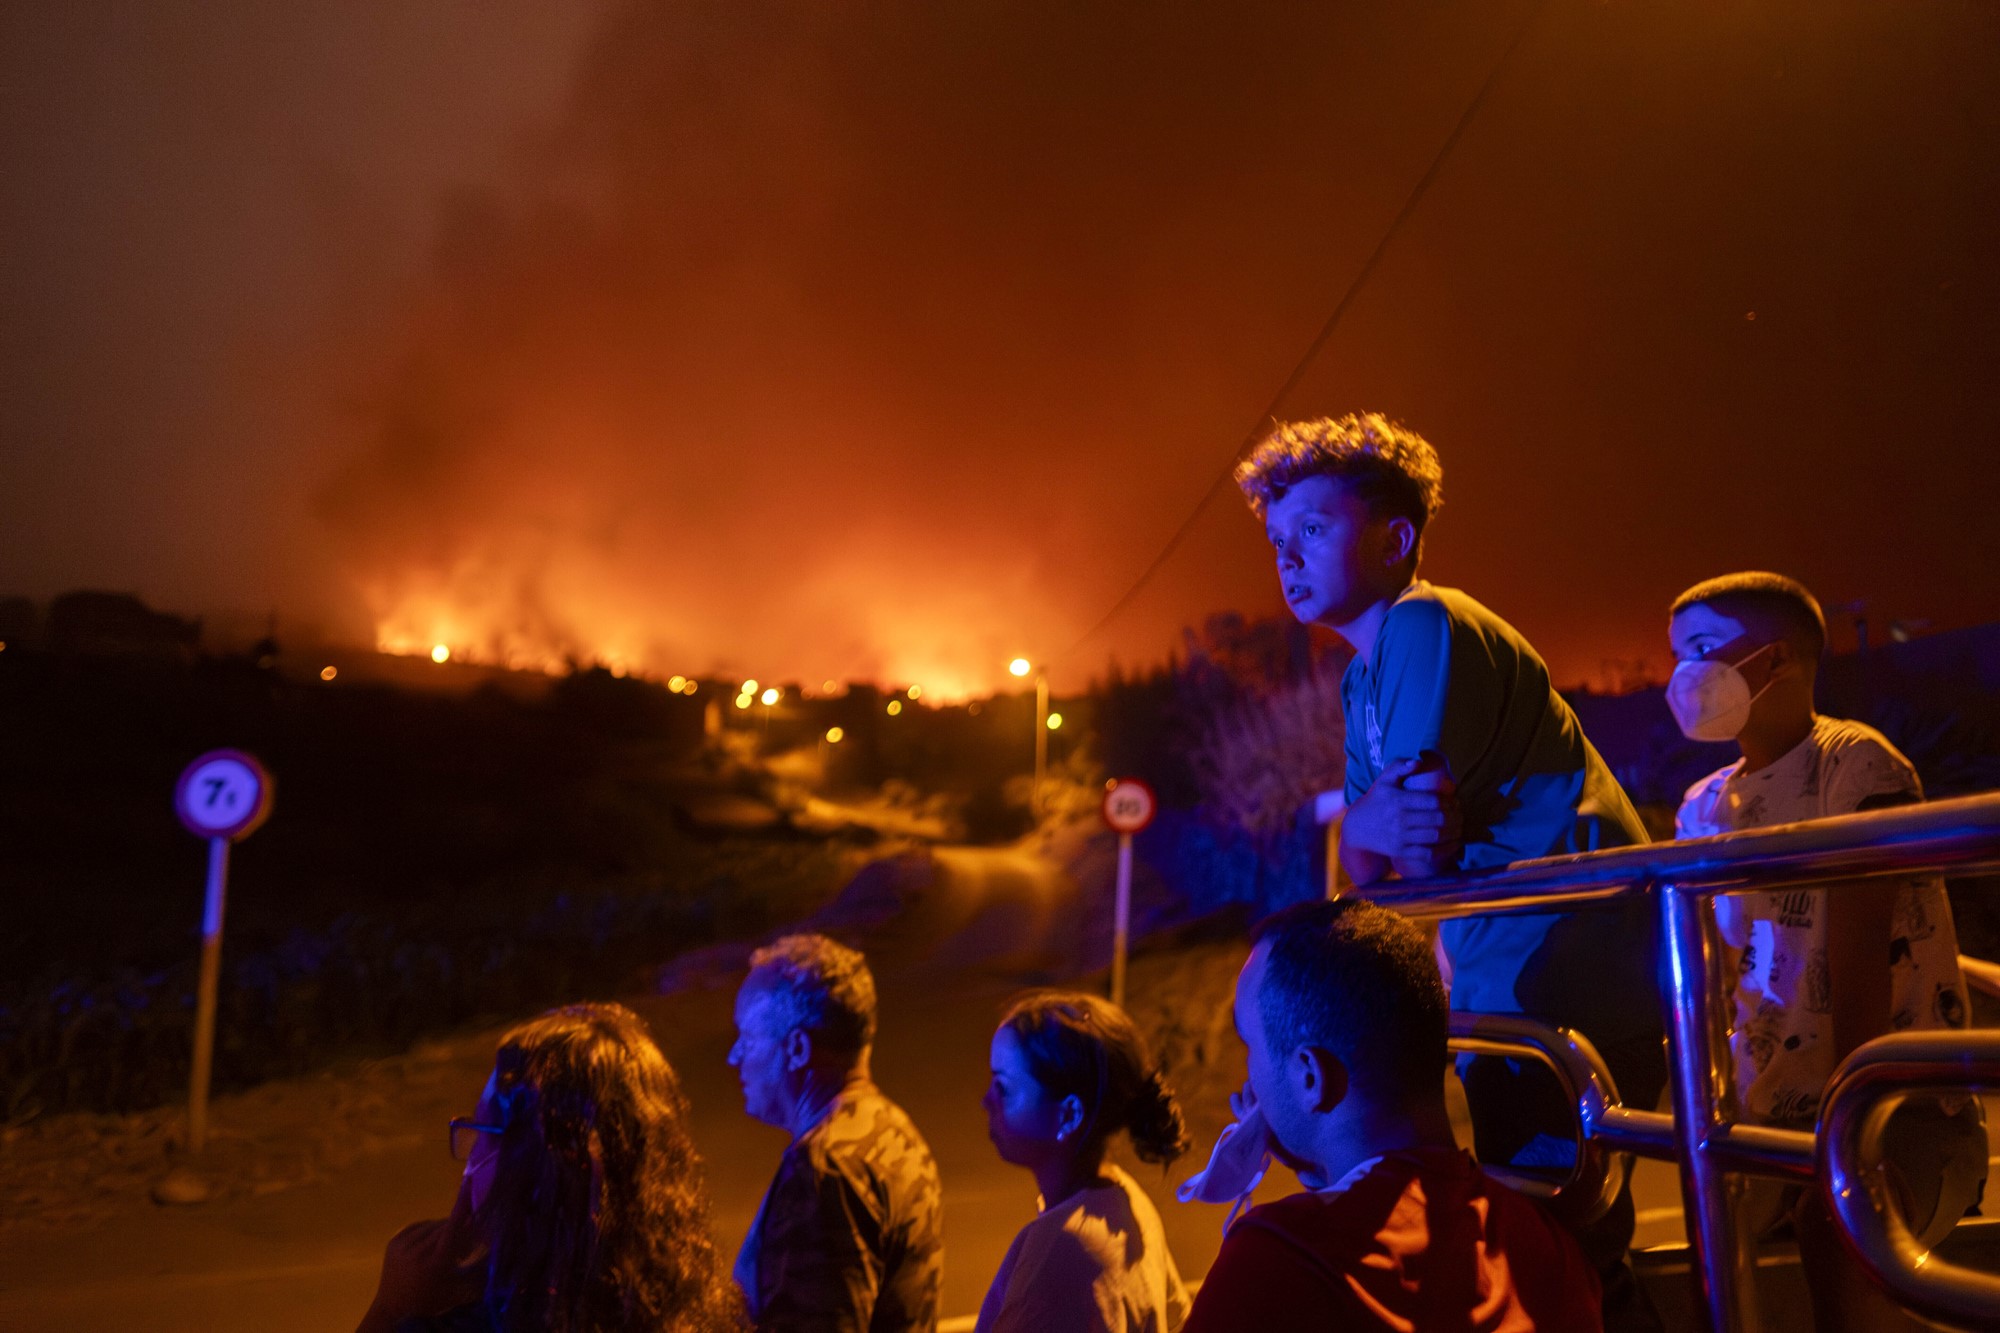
left=316, top=2, right=1432, bottom=694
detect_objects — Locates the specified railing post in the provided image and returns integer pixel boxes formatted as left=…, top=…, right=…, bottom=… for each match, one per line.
left=1661, top=881, right=1759, bottom=1333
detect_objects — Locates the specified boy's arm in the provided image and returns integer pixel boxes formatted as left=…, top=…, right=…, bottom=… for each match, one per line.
left=1369, top=600, right=1455, bottom=764
left=1827, top=790, right=1916, bottom=1062
left=1339, top=604, right=1464, bottom=881
left=1338, top=681, right=1393, bottom=886
left=1339, top=763, right=1410, bottom=887
left=1826, top=881, right=1896, bottom=1063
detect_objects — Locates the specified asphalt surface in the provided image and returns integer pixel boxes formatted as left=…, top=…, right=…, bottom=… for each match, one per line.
left=0, top=841, right=1701, bottom=1330
left=0, top=844, right=1253, bottom=1330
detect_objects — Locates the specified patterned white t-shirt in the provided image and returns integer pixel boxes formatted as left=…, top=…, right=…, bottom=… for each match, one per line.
left=1676, top=715, right=1969, bottom=1125
left=975, top=1164, right=1190, bottom=1333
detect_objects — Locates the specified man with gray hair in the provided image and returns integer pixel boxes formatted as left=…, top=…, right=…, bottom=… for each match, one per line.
left=730, top=933, right=943, bottom=1332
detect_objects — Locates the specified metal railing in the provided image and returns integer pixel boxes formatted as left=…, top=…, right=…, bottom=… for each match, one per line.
left=1363, top=791, right=2000, bottom=1333
left=1443, top=1012, right=1668, bottom=1224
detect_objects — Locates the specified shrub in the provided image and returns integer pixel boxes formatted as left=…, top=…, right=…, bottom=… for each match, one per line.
left=1188, top=661, right=1347, bottom=846
left=0, top=841, right=845, bottom=1122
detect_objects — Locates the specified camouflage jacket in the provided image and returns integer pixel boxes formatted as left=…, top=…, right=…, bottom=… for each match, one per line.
left=737, top=1077, right=944, bottom=1333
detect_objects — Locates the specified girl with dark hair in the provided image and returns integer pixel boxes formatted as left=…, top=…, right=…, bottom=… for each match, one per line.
left=976, top=990, right=1193, bottom=1333
left=358, top=1003, right=746, bottom=1333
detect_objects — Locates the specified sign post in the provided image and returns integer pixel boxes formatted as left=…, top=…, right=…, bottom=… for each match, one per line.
left=167, top=749, right=272, bottom=1184
left=1100, top=778, right=1157, bottom=1009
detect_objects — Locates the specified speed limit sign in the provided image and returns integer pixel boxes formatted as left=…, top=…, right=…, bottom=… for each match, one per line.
left=174, top=749, right=273, bottom=842
left=1101, top=778, right=1155, bottom=1009
left=1101, top=778, right=1157, bottom=834
left=164, top=748, right=272, bottom=1174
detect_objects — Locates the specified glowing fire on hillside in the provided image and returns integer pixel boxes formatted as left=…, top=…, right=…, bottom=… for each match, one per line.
left=363, top=561, right=999, bottom=702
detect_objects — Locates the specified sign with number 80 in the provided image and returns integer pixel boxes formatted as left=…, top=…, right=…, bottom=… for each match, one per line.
left=1100, top=778, right=1157, bottom=834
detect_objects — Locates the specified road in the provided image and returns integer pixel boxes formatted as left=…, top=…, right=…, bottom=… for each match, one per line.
left=0, top=841, right=1695, bottom=1329
left=0, top=844, right=1251, bottom=1330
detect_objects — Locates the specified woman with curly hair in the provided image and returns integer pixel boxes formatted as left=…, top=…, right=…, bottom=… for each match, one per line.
left=358, top=1002, right=745, bottom=1333
left=976, top=990, right=1193, bottom=1333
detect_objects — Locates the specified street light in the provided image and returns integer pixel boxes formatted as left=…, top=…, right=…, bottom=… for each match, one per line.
left=1009, top=656, right=1049, bottom=816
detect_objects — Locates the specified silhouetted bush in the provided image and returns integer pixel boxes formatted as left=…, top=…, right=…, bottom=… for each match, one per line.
left=1086, top=614, right=1348, bottom=913
left=0, top=650, right=846, bottom=1121
left=1188, top=662, right=1346, bottom=847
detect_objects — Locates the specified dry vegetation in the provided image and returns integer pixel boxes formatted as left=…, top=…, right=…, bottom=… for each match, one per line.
left=1187, top=662, right=1347, bottom=846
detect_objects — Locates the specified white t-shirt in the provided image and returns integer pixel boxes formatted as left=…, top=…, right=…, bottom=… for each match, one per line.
left=1677, top=715, right=1970, bottom=1125
left=975, top=1164, right=1190, bottom=1333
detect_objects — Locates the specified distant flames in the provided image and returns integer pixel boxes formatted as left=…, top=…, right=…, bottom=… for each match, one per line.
left=320, top=1, right=1140, bottom=704
left=366, top=571, right=993, bottom=700
left=369, top=576, right=648, bottom=680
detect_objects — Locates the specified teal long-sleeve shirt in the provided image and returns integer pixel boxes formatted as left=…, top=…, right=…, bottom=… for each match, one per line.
left=1342, top=582, right=1659, bottom=1042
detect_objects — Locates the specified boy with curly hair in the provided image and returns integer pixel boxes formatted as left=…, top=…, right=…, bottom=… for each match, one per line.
left=1235, top=413, right=1661, bottom=1329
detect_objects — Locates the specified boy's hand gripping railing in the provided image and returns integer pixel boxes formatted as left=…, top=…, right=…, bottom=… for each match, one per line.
left=1357, top=791, right=2000, bottom=1333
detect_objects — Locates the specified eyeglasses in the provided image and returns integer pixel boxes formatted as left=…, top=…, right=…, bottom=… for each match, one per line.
left=449, top=1115, right=505, bottom=1161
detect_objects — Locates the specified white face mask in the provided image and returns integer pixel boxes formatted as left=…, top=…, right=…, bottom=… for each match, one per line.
left=1176, top=1103, right=1271, bottom=1233
left=1666, top=642, right=1778, bottom=742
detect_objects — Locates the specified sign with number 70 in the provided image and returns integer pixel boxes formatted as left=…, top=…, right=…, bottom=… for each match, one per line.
left=174, top=749, right=272, bottom=841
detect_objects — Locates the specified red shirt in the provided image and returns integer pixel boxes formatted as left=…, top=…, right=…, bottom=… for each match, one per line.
left=1182, top=1147, right=1602, bottom=1333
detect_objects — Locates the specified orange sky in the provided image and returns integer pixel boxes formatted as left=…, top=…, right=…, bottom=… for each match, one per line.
left=4, top=1, right=1997, bottom=694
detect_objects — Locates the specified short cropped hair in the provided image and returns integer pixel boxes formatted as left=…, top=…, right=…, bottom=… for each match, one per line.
left=1234, top=413, right=1444, bottom=531
left=1249, top=898, right=1447, bottom=1102
left=1670, top=571, right=1827, bottom=661
left=747, top=933, right=878, bottom=1059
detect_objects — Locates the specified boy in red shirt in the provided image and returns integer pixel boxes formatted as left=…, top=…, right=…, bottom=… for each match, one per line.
left=1183, top=899, right=1601, bottom=1333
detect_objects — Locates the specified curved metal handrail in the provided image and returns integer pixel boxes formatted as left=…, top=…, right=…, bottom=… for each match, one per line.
left=1819, top=1032, right=2000, bottom=1330
left=1446, top=1012, right=1646, bottom=1225
left=1347, top=790, right=2000, bottom=1333
left=1362, top=790, right=2000, bottom=919
left=1960, top=952, right=2000, bottom=1000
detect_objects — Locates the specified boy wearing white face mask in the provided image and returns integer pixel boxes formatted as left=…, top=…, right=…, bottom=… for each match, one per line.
left=1668, top=571, right=1980, bottom=1333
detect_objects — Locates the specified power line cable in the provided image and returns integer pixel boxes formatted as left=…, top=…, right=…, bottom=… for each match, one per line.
left=1053, top=1, right=1548, bottom=666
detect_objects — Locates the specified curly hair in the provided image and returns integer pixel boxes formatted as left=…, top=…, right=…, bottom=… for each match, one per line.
left=999, top=990, right=1190, bottom=1167
left=483, top=1003, right=746, bottom=1333
left=1234, top=413, right=1444, bottom=531
left=746, top=933, right=878, bottom=1060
